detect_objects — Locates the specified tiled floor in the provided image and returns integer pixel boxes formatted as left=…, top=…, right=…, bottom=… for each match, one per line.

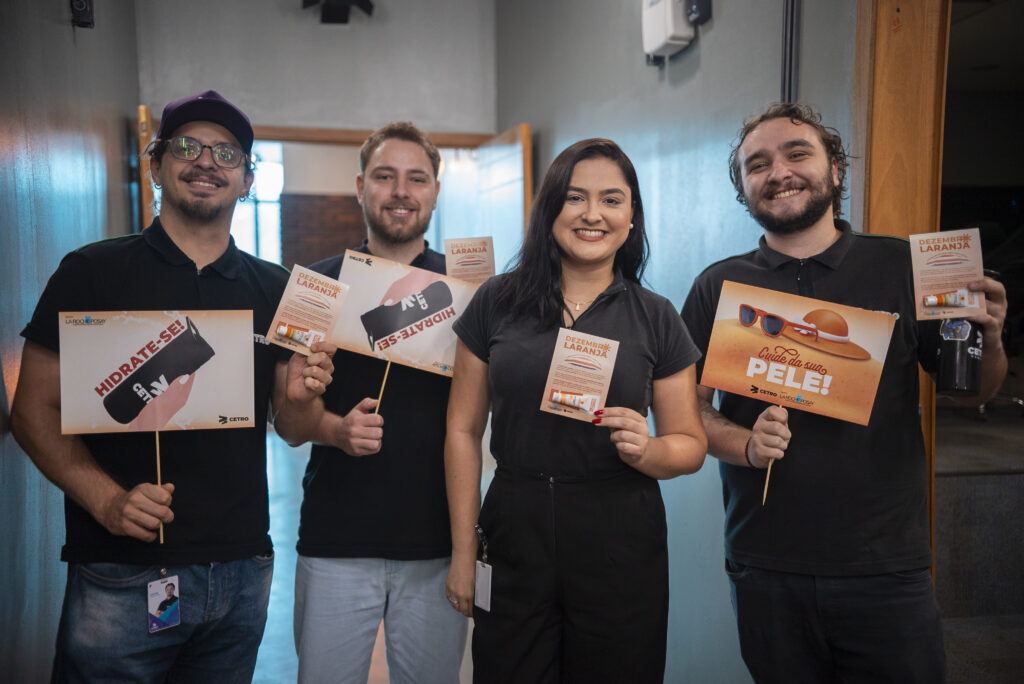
left=253, top=434, right=473, bottom=684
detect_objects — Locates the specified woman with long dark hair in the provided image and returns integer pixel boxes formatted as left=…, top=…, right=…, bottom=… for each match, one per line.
left=444, top=138, right=707, bottom=682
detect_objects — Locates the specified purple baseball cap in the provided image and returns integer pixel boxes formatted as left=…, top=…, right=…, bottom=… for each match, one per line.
left=156, top=90, right=254, bottom=154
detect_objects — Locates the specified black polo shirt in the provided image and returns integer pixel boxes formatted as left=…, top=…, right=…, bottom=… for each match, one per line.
left=681, top=220, right=940, bottom=576
left=297, top=242, right=455, bottom=560
left=455, top=271, right=700, bottom=477
left=22, top=218, right=290, bottom=565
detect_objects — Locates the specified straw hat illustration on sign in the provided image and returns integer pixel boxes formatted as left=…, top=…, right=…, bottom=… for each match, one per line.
left=739, top=305, right=871, bottom=360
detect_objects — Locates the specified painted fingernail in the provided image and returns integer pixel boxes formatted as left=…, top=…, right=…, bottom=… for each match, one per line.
left=594, top=409, right=604, bottom=416
left=592, top=418, right=602, bottom=424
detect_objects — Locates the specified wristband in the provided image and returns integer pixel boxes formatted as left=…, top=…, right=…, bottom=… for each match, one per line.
left=744, top=436, right=756, bottom=468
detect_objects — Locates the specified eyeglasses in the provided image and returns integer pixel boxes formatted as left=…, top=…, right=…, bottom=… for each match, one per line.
left=166, top=136, right=246, bottom=169
left=739, top=304, right=819, bottom=340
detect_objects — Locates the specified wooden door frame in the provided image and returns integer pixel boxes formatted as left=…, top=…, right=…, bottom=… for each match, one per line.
left=853, top=0, right=952, bottom=554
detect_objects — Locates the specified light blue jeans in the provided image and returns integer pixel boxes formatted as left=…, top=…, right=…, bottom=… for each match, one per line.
left=51, top=556, right=273, bottom=684
left=294, top=556, right=467, bottom=684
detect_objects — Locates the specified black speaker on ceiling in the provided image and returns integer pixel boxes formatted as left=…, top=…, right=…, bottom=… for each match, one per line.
left=71, top=0, right=94, bottom=28
left=302, top=0, right=374, bottom=25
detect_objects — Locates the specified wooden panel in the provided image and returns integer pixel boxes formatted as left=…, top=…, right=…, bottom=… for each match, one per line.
left=253, top=125, right=492, bottom=150
left=859, top=0, right=952, bottom=554
left=137, top=105, right=155, bottom=229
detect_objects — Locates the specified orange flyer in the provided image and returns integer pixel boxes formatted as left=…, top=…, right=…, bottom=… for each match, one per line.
left=700, top=281, right=897, bottom=425
left=266, top=265, right=349, bottom=356
left=444, top=236, right=496, bottom=285
left=540, top=328, right=619, bottom=422
left=909, top=228, right=985, bottom=320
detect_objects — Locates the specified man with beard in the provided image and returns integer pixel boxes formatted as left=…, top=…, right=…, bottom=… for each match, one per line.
left=290, top=122, right=467, bottom=684
left=11, top=90, right=334, bottom=682
left=681, top=103, right=1007, bottom=682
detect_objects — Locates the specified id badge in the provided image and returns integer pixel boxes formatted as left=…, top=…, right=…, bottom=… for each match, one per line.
left=147, top=574, right=181, bottom=633
left=474, top=561, right=492, bottom=612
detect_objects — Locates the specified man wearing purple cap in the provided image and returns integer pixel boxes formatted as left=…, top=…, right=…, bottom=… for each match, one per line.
left=11, top=90, right=334, bottom=682
left=681, top=103, right=1008, bottom=683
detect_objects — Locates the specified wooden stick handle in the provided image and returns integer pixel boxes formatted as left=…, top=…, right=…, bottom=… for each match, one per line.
left=155, top=431, right=164, bottom=544
left=374, top=361, right=392, bottom=415
left=762, top=458, right=773, bottom=506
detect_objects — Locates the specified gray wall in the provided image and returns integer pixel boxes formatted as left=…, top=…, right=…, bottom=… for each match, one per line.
left=134, top=0, right=496, bottom=133
left=495, top=1, right=856, bottom=681
left=0, top=0, right=141, bottom=680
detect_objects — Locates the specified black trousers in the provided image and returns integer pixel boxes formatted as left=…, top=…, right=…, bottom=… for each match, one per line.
left=727, top=561, right=947, bottom=683
left=472, top=466, right=669, bottom=684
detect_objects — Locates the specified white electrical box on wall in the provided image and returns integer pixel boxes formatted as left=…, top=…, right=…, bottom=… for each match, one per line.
left=642, top=0, right=695, bottom=57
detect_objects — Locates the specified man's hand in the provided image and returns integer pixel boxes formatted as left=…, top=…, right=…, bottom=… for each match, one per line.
left=964, top=277, right=1007, bottom=341
left=100, top=482, right=175, bottom=542
left=328, top=397, right=384, bottom=456
left=286, top=341, right=336, bottom=402
left=747, top=406, right=790, bottom=469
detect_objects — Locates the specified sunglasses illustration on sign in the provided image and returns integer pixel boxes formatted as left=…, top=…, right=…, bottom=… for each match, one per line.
left=738, top=304, right=871, bottom=361
left=101, top=317, right=216, bottom=424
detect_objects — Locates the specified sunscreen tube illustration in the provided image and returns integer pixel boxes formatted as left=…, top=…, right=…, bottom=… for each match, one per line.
left=276, top=324, right=321, bottom=347
left=923, top=288, right=974, bottom=307
left=549, top=390, right=600, bottom=414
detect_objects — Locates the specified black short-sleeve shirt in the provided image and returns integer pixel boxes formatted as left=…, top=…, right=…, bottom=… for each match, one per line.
left=296, top=243, right=455, bottom=560
left=455, top=271, right=701, bottom=477
left=681, top=221, right=940, bottom=576
left=21, top=218, right=290, bottom=565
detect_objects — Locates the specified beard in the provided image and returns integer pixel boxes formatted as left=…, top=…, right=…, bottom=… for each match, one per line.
left=747, top=170, right=835, bottom=235
left=364, top=206, right=431, bottom=246
left=164, top=195, right=227, bottom=223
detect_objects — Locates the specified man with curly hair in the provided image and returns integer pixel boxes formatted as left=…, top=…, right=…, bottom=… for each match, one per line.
left=682, top=103, right=1007, bottom=682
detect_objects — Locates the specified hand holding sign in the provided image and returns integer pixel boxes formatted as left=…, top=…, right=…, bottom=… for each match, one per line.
left=591, top=406, right=651, bottom=465
left=102, top=481, right=175, bottom=542
left=332, top=397, right=384, bottom=457
left=285, top=341, right=336, bottom=401
left=747, top=405, right=790, bottom=469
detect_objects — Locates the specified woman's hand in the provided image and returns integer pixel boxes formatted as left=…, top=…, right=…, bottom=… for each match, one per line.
left=593, top=406, right=651, bottom=466
left=446, top=552, right=477, bottom=617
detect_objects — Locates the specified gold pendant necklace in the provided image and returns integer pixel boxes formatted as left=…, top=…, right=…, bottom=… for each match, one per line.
left=565, top=296, right=595, bottom=312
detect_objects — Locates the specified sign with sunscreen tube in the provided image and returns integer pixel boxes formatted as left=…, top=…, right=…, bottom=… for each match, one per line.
left=540, top=328, right=620, bottom=422
left=330, top=250, right=479, bottom=376
left=266, top=265, right=350, bottom=355
left=909, top=227, right=985, bottom=320
left=58, top=310, right=254, bottom=434
left=700, top=282, right=896, bottom=426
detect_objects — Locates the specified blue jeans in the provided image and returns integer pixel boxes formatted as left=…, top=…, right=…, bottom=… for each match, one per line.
left=51, top=555, right=273, bottom=684
left=727, top=561, right=946, bottom=683
left=294, top=556, right=467, bottom=684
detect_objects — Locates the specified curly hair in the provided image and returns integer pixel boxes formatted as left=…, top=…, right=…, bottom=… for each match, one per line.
left=495, top=138, right=648, bottom=328
left=728, top=103, right=848, bottom=215
left=359, top=121, right=441, bottom=178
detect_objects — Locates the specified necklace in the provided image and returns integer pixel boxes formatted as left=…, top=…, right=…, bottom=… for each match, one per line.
left=564, top=296, right=596, bottom=312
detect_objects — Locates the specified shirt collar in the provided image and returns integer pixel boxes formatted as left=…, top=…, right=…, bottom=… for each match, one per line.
left=143, top=217, right=242, bottom=279
left=757, top=219, right=854, bottom=270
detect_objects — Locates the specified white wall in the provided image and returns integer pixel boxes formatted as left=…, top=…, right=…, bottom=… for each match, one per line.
left=135, top=0, right=496, bottom=133
left=495, top=1, right=857, bottom=681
